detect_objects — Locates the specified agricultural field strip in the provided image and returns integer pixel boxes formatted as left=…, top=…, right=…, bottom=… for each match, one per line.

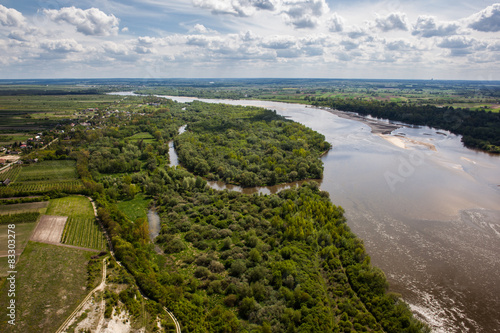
left=15, top=160, right=77, bottom=182
left=0, top=201, right=49, bottom=213
left=61, top=216, right=106, bottom=250
left=55, top=258, right=107, bottom=333
left=30, top=215, right=67, bottom=244
left=0, top=165, right=21, bottom=182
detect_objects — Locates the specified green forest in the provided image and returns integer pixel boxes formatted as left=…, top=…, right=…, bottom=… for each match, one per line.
left=65, top=97, right=427, bottom=331
left=175, top=101, right=330, bottom=186
left=1, top=90, right=430, bottom=332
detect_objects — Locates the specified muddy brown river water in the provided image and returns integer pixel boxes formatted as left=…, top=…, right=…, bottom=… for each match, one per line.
left=118, top=92, right=500, bottom=332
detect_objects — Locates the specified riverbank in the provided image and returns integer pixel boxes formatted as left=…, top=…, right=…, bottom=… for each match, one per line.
left=312, top=106, right=437, bottom=151
left=312, top=106, right=402, bottom=134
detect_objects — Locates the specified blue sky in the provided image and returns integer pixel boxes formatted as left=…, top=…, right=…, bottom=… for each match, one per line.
left=0, top=0, right=499, bottom=79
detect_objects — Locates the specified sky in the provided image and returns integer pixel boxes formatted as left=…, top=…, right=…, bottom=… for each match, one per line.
left=0, top=0, right=499, bottom=80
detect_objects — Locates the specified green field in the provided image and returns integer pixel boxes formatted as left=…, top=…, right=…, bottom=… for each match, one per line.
left=61, top=216, right=106, bottom=250
left=0, top=180, right=85, bottom=198
left=117, top=193, right=151, bottom=222
left=0, top=201, right=49, bottom=214
left=0, top=133, right=31, bottom=145
left=0, top=165, right=21, bottom=183
left=0, top=242, right=96, bottom=332
left=45, top=196, right=94, bottom=219
left=127, top=132, right=156, bottom=143
left=0, top=160, right=85, bottom=198
left=0, top=222, right=38, bottom=276
left=16, top=160, right=77, bottom=182
left=46, top=196, right=106, bottom=250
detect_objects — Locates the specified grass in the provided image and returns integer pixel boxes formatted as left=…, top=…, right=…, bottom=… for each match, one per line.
left=127, top=132, right=156, bottom=143
left=61, top=216, right=107, bottom=250
left=0, top=201, right=49, bottom=214
left=0, top=165, right=21, bottom=183
left=117, top=193, right=151, bottom=222
left=46, top=196, right=106, bottom=250
left=16, top=160, right=77, bottom=182
left=0, top=133, right=31, bottom=145
left=0, top=241, right=95, bottom=332
left=45, top=196, right=94, bottom=219
left=0, top=222, right=38, bottom=275
left=0, top=161, right=84, bottom=197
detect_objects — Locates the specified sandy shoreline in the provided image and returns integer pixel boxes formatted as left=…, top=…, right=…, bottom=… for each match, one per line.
left=314, top=106, right=437, bottom=151
left=317, top=107, right=402, bottom=134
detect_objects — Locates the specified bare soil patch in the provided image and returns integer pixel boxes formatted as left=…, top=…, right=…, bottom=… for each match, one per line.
left=31, top=215, right=67, bottom=244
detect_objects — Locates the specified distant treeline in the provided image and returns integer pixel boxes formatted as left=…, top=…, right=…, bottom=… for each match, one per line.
left=313, top=99, right=500, bottom=153
left=0, top=88, right=105, bottom=96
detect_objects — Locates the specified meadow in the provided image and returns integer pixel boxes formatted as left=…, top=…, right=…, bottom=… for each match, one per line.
left=117, top=193, right=151, bottom=222
left=0, top=210, right=41, bottom=276
left=0, top=242, right=96, bottom=333
left=127, top=132, right=156, bottom=143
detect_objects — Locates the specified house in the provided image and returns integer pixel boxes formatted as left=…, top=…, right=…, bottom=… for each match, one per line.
left=2, top=179, right=11, bottom=186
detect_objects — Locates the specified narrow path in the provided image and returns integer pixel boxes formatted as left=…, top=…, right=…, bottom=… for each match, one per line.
left=88, top=196, right=182, bottom=333
left=55, top=257, right=107, bottom=333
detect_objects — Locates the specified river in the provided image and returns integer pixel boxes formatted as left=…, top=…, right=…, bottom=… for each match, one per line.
left=115, top=92, right=500, bottom=332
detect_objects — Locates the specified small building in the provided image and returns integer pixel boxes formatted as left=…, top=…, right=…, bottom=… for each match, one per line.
left=2, top=179, right=11, bottom=186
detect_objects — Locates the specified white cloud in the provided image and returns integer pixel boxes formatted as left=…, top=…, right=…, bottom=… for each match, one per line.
left=192, top=0, right=329, bottom=29
left=40, top=39, right=84, bottom=53
left=340, top=40, right=359, bottom=51
left=347, top=26, right=368, bottom=39
left=437, top=36, right=475, bottom=49
left=328, top=12, right=344, bottom=32
left=375, top=12, right=408, bottom=32
left=192, top=0, right=274, bottom=17
left=488, top=41, right=500, bottom=51
left=240, top=30, right=259, bottom=42
left=190, top=23, right=218, bottom=34
left=44, top=6, right=120, bottom=36
left=280, top=0, right=330, bottom=29
left=412, top=15, right=460, bottom=38
left=385, top=39, right=414, bottom=51
left=1, top=1, right=499, bottom=79
left=261, top=35, right=296, bottom=49
left=467, top=3, right=500, bottom=32
left=0, top=5, right=26, bottom=27
left=102, top=41, right=130, bottom=56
